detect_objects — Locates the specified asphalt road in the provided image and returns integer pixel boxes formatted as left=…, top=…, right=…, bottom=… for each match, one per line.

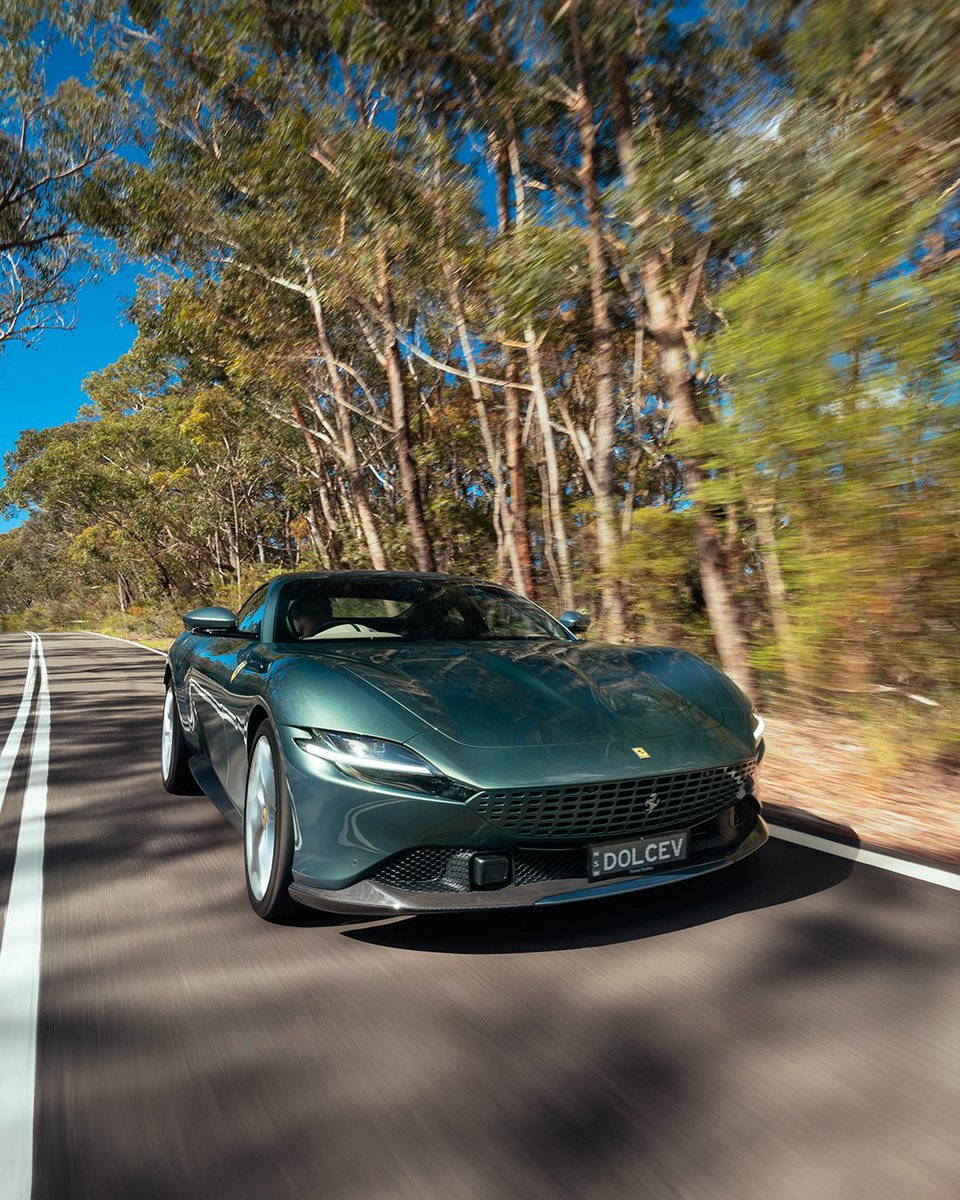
left=0, top=631, right=958, bottom=1200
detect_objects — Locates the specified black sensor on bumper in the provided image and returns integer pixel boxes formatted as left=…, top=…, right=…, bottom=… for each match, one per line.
left=470, top=853, right=511, bottom=890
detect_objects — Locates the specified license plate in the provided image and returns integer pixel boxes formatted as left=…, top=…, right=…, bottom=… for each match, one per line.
left=589, top=830, right=689, bottom=880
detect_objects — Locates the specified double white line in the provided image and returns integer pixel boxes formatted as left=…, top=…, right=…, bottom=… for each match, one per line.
left=0, top=634, right=52, bottom=1200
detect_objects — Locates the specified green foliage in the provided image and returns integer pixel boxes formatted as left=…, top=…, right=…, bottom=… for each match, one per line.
left=614, top=508, right=711, bottom=652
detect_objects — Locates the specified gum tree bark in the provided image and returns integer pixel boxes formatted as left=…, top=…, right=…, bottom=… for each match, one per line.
left=440, top=252, right=516, bottom=588
left=609, top=44, right=756, bottom=695
left=493, top=143, right=536, bottom=597
left=754, top=496, right=802, bottom=691
left=508, top=138, right=575, bottom=611
left=569, top=4, right=626, bottom=638
left=375, top=242, right=436, bottom=572
left=288, top=396, right=343, bottom=567
left=642, top=258, right=756, bottom=697
left=303, top=269, right=387, bottom=570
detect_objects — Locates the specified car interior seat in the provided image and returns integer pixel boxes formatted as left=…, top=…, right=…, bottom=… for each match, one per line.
left=286, top=594, right=333, bottom=640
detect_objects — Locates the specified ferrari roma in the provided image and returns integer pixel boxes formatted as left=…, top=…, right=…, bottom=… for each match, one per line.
left=161, top=571, right=768, bottom=920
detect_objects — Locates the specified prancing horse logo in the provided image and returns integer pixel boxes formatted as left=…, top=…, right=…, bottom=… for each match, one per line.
left=645, top=793, right=660, bottom=814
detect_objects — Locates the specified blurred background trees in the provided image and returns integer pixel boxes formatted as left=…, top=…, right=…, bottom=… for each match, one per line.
left=1, top=0, right=957, bottom=759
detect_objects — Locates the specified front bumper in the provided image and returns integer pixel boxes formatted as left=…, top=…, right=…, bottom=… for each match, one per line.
left=288, top=806, right=768, bottom=915
left=280, top=724, right=762, bottom=893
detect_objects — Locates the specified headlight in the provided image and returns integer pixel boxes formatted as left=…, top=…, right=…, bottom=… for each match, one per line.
left=293, top=730, right=475, bottom=801
left=752, top=712, right=765, bottom=745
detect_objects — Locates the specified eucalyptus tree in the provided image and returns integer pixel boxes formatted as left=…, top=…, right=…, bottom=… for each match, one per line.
left=1, top=382, right=204, bottom=600
left=287, top=0, right=559, bottom=600
left=706, top=0, right=960, bottom=698
left=0, top=5, right=118, bottom=348
left=541, top=0, right=760, bottom=694
left=84, top=0, right=441, bottom=569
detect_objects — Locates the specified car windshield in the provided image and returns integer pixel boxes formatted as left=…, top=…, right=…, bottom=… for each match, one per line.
left=276, top=578, right=572, bottom=643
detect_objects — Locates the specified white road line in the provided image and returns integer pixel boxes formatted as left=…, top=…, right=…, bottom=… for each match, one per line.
left=60, top=629, right=168, bottom=657
left=768, top=822, right=960, bottom=893
left=0, top=634, right=51, bottom=1200
left=0, top=634, right=37, bottom=825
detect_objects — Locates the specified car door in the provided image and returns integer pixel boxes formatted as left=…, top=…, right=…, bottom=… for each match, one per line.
left=190, top=585, right=268, bottom=800
left=221, top=586, right=274, bottom=803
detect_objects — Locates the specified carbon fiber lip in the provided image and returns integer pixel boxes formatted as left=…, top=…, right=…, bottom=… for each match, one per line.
left=288, top=814, right=768, bottom=915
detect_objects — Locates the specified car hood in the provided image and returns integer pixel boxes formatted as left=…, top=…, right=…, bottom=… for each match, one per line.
left=304, top=639, right=726, bottom=748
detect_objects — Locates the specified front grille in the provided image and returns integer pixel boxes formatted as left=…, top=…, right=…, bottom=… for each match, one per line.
left=469, top=760, right=757, bottom=841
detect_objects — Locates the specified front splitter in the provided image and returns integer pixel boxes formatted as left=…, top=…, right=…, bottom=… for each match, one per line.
left=288, top=816, right=769, bottom=916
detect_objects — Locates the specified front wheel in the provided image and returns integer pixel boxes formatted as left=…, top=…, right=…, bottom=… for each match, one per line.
left=161, top=684, right=202, bottom=795
left=244, top=724, right=296, bottom=921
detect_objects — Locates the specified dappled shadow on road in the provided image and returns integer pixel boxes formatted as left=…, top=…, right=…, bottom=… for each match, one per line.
left=34, top=828, right=960, bottom=1200
left=38, top=641, right=236, bottom=890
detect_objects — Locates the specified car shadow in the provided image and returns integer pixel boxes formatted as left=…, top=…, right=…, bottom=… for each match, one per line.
left=339, top=831, right=857, bottom=954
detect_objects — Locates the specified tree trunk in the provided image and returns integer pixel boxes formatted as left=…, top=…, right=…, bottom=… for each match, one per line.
left=227, top=477, right=242, bottom=609
left=507, top=138, right=574, bottom=609
left=494, top=142, right=536, bottom=598
left=525, top=324, right=575, bottom=611
left=289, top=397, right=343, bottom=566
left=609, top=46, right=755, bottom=693
left=116, top=570, right=131, bottom=613
left=504, top=365, right=536, bottom=597
left=642, top=260, right=756, bottom=696
left=536, top=454, right=564, bottom=602
left=570, top=5, right=625, bottom=639
left=302, top=274, right=386, bottom=569
left=440, top=253, right=515, bottom=587
left=211, top=531, right=227, bottom=583
left=303, top=506, right=330, bottom=567
left=314, top=471, right=343, bottom=568
left=283, top=508, right=297, bottom=567
left=621, top=311, right=647, bottom=536
left=754, top=497, right=802, bottom=691
left=375, top=242, right=436, bottom=572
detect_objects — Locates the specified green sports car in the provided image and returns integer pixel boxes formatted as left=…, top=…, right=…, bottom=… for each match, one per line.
left=161, top=571, right=768, bottom=920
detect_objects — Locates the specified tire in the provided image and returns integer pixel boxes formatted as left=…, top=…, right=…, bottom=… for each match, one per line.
left=243, top=722, right=296, bottom=921
left=161, top=683, right=202, bottom=795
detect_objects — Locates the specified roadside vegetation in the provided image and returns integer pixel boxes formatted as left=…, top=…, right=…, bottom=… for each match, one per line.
left=0, top=1, right=957, bottom=778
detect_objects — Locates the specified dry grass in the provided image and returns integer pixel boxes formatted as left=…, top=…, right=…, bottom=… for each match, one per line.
left=761, top=710, right=960, bottom=868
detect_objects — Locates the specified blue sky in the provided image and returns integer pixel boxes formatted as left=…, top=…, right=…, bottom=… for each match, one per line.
left=0, top=266, right=140, bottom=527
left=0, top=37, right=140, bottom=529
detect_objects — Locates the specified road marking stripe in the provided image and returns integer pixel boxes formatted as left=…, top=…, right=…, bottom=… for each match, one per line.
left=0, top=634, right=51, bottom=1200
left=768, top=822, right=960, bottom=893
left=61, top=629, right=168, bottom=657
left=0, top=634, right=38, bottom=826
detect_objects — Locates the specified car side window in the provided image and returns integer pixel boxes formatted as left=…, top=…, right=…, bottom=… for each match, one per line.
left=460, top=586, right=557, bottom=638
left=236, top=585, right=269, bottom=639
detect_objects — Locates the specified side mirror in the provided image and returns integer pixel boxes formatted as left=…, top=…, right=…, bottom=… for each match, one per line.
left=559, top=610, right=590, bottom=635
left=183, top=606, right=242, bottom=636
